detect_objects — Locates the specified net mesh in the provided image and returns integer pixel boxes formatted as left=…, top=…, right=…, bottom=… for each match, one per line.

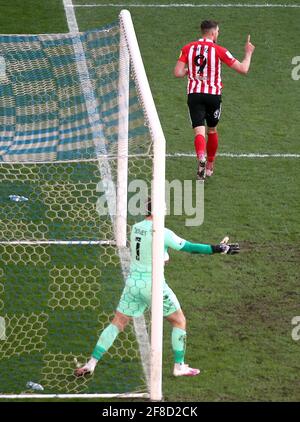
left=0, top=20, right=153, bottom=395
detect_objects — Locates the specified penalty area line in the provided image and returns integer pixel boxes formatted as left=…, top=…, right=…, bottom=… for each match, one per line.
left=166, top=153, right=300, bottom=158
left=72, top=4, right=300, bottom=9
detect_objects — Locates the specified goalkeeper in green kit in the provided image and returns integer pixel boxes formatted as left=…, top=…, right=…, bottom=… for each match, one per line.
left=75, top=199, right=239, bottom=378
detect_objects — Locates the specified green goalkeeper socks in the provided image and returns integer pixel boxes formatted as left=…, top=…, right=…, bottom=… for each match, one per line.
left=92, top=323, right=120, bottom=360
left=92, top=324, right=186, bottom=364
left=172, top=327, right=186, bottom=364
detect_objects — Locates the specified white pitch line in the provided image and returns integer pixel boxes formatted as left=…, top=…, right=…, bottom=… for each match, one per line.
left=166, top=153, right=300, bottom=158
left=0, top=393, right=149, bottom=399
left=1, top=152, right=299, bottom=165
left=72, top=3, right=300, bottom=9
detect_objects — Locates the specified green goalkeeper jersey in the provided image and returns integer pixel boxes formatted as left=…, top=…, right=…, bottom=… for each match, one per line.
left=117, top=218, right=213, bottom=317
left=129, top=219, right=186, bottom=274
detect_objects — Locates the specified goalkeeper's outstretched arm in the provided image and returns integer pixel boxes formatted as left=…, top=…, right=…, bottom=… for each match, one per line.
left=181, top=241, right=240, bottom=255
left=164, top=227, right=240, bottom=255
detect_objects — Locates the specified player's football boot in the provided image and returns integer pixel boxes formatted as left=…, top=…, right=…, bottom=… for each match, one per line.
left=173, top=363, right=200, bottom=377
left=74, top=364, right=93, bottom=377
left=206, top=161, right=214, bottom=177
left=196, top=156, right=206, bottom=181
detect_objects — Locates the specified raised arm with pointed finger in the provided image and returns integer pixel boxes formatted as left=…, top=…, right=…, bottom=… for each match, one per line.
left=230, top=35, right=255, bottom=75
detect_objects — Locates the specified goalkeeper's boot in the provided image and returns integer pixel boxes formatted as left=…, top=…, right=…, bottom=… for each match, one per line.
left=173, top=363, right=200, bottom=377
left=206, top=160, right=214, bottom=177
left=196, top=155, right=206, bottom=181
left=74, top=364, right=94, bottom=378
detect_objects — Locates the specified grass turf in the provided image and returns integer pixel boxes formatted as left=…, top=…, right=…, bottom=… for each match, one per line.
left=0, top=0, right=299, bottom=402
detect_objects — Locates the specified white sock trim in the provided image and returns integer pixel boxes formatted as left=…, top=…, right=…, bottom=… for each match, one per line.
left=87, top=357, right=98, bottom=371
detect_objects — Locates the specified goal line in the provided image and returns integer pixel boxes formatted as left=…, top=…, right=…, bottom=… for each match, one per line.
left=0, top=393, right=149, bottom=399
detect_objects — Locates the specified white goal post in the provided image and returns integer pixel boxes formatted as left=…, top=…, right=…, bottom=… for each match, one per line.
left=119, top=10, right=166, bottom=401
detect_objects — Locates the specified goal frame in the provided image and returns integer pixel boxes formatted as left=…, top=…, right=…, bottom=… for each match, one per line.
left=0, top=9, right=166, bottom=402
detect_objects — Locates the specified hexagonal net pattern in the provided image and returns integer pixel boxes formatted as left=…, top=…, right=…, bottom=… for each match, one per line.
left=0, top=20, right=155, bottom=396
left=48, top=266, right=101, bottom=310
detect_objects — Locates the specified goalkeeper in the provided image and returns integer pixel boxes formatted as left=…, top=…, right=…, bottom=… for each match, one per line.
left=75, top=199, right=239, bottom=378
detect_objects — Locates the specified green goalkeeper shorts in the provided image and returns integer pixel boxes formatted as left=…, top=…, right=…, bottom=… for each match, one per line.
left=117, top=273, right=181, bottom=318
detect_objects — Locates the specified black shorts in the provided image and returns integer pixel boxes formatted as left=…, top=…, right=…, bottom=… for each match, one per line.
left=187, top=93, right=222, bottom=128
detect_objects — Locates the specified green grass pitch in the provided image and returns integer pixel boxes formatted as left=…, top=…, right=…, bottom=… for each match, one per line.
left=0, top=0, right=299, bottom=402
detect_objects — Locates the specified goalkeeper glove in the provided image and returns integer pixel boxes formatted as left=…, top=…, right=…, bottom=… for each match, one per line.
left=212, top=243, right=240, bottom=254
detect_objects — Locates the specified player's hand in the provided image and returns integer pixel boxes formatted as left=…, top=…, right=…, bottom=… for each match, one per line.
left=245, top=35, right=255, bottom=55
left=219, top=236, right=240, bottom=255
left=219, top=242, right=240, bottom=255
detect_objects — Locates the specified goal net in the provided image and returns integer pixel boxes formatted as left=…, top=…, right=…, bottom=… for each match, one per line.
left=0, top=10, right=165, bottom=400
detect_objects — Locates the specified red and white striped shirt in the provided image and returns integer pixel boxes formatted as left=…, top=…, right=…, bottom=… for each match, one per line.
left=179, top=38, right=236, bottom=95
